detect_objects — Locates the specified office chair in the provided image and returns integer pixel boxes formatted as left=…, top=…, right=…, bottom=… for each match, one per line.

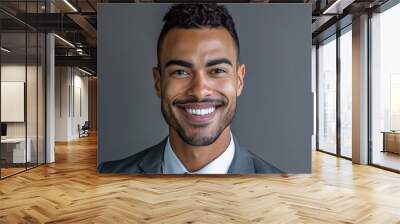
left=78, top=121, right=90, bottom=138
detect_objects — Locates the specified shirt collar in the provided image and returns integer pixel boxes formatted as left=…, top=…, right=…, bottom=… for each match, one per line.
left=162, top=132, right=235, bottom=174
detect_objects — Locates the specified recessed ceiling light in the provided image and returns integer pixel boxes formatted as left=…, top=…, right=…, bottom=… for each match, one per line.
left=54, top=34, right=75, bottom=48
left=322, top=0, right=353, bottom=15
left=78, top=67, right=93, bottom=76
left=1, top=47, right=11, bottom=53
left=63, top=0, right=78, bottom=12
left=323, top=0, right=341, bottom=14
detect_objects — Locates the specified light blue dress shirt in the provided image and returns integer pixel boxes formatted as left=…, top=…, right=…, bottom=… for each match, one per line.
left=162, top=132, right=235, bottom=174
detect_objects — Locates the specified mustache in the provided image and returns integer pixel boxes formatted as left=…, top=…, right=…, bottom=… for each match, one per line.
left=173, top=97, right=227, bottom=106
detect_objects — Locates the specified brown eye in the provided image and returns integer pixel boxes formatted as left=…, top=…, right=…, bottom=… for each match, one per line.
left=172, top=70, right=190, bottom=77
left=210, top=68, right=227, bottom=74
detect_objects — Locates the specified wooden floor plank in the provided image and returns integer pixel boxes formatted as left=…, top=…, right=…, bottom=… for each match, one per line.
left=1, top=134, right=400, bottom=223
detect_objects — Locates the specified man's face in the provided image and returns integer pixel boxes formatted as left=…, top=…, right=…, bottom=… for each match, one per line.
left=153, top=27, right=245, bottom=146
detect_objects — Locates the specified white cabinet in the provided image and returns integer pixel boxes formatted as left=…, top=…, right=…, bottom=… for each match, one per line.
left=1, top=138, right=32, bottom=163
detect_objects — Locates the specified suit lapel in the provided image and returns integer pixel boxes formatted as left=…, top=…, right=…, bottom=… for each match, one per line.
left=137, top=137, right=168, bottom=173
left=137, top=135, right=255, bottom=174
left=228, top=135, right=255, bottom=174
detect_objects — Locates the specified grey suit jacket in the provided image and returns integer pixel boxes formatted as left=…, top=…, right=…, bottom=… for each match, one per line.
left=98, top=135, right=283, bottom=174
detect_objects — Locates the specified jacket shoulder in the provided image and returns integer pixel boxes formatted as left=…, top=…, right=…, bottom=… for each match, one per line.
left=97, top=147, right=152, bottom=174
left=246, top=149, right=284, bottom=174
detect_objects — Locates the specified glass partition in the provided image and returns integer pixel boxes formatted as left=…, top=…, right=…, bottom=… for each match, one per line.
left=38, top=32, right=45, bottom=165
left=339, top=27, right=352, bottom=158
left=0, top=1, right=46, bottom=179
left=27, top=31, right=38, bottom=169
left=1, top=31, right=28, bottom=177
left=317, top=35, right=337, bottom=154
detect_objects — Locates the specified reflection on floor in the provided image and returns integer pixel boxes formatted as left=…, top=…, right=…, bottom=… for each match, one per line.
left=341, top=147, right=352, bottom=158
left=373, top=150, right=400, bottom=171
left=0, top=163, right=41, bottom=178
left=0, top=135, right=400, bottom=222
left=1, top=167, right=25, bottom=177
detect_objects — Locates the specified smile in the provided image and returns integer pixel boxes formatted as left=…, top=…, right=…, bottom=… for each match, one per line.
left=185, top=107, right=215, bottom=116
left=176, top=103, right=221, bottom=124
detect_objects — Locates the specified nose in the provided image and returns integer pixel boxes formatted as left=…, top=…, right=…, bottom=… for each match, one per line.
left=186, top=70, right=213, bottom=100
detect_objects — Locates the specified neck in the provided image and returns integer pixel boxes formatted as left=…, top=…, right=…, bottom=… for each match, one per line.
left=169, top=127, right=231, bottom=172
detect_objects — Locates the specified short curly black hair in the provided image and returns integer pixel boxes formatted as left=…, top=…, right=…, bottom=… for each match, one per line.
left=157, top=3, right=240, bottom=67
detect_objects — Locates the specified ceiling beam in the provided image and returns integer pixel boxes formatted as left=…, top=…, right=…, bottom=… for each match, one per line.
left=322, top=0, right=356, bottom=14
left=67, top=13, right=97, bottom=39
left=55, top=55, right=96, bottom=72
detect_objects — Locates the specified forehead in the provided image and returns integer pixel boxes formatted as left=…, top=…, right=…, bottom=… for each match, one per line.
left=159, top=28, right=237, bottom=65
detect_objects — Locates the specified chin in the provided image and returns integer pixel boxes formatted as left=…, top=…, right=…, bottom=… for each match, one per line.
left=182, top=137, right=218, bottom=147
left=180, top=129, right=222, bottom=146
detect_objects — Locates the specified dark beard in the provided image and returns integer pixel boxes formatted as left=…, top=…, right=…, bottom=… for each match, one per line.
left=160, top=98, right=236, bottom=146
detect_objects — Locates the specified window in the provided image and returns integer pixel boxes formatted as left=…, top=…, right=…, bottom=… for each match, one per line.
left=339, top=27, right=352, bottom=158
left=370, top=2, right=400, bottom=171
left=318, top=35, right=337, bottom=154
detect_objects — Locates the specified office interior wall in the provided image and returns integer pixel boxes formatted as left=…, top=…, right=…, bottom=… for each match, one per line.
left=0, top=64, right=26, bottom=176
left=38, top=42, right=46, bottom=164
left=27, top=57, right=38, bottom=168
left=55, top=67, right=88, bottom=141
left=1, top=31, right=46, bottom=177
left=1, top=65, right=40, bottom=138
left=88, top=77, right=97, bottom=132
left=55, top=67, right=70, bottom=141
left=312, top=45, right=317, bottom=150
left=1, top=82, right=24, bottom=122
left=72, top=72, right=89, bottom=138
left=98, top=4, right=312, bottom=173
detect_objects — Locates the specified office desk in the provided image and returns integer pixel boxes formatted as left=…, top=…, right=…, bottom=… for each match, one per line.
left=1, top=138, right=32, bottom=163
left=382, top=131, right=400, bottom=154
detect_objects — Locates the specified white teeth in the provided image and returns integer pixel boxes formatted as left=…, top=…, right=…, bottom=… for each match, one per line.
left=186, top=107, right=215, bottom=116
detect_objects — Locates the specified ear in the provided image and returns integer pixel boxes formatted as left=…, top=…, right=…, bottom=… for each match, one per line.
left=236, top=64, right=246, bottom=96
left=152, top=67, right=161, bottom=98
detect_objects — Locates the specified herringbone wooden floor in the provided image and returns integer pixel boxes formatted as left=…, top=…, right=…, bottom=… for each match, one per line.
left=1, top=134, right=400, bottom=224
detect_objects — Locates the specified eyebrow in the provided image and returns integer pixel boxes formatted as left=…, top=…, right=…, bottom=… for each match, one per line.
left=206, top=58, right=233, bottom=67
left=164, top=58, right=234, bottom=69
left=165, top=59, right=194, bottom=68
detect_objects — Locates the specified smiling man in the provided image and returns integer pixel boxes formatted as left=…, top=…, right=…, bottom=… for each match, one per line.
left=98, top=3, right=282, bottom=174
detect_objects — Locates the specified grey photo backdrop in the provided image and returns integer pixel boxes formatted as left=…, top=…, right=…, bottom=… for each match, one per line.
left=97, top=3, right=312, bottom=173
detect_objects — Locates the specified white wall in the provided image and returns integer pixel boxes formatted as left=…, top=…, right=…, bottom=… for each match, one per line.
left=55, top=66, right=89, bottom=141
left=55, top=66, right=70, bottom=141
left=1, top=64, right=38, bottom=138
left=1, top=65, right=26, bottom=135
left=312, top=45, right=316, bottom=150
left=1, top=63, right=46, bottom=163
left=70, top=71, right=89, bottom=139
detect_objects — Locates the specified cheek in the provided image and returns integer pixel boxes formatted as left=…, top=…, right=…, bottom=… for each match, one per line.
left=214, top=79, right=237, bottom=100
left=162, top=79, right=186, bottom=103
